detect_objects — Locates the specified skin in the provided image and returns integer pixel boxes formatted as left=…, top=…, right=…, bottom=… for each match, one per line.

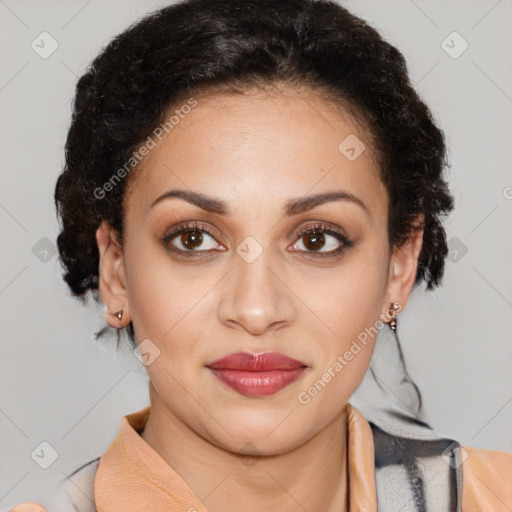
left=96, top=84, right=424, bottom=512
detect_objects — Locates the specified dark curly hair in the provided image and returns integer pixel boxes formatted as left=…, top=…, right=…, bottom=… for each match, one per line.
left=55, top=0, right=454, bottom=351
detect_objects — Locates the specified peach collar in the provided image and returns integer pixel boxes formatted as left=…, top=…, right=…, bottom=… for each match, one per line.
left=94, top=403, right=377, bottom=511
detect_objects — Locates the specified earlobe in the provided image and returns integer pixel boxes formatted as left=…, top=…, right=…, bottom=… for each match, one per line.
left=381, top=215, right=425, bottom=318
left=96, top=221, right=130, bottom=328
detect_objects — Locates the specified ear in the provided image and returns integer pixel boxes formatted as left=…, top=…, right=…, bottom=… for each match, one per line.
left=381, top=214, right=424, bottom=320
left=96, top=220, right=130, bottom=328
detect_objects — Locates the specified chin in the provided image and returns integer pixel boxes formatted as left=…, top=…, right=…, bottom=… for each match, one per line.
left=206, top=408, right=310, bottom=453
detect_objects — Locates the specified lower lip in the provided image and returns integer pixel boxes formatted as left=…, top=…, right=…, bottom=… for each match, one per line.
left=208, top=368, right=307, bottom=397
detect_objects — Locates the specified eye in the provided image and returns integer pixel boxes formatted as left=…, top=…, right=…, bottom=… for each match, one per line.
left=162, top=221, right=226, bottom=256
left=161, top=220, right=353, bottom=260
left=291, top=223, right=353, bottom=258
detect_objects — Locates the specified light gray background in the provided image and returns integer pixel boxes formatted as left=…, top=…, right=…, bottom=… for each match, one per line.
left=1, top=0, right=511, bottom=507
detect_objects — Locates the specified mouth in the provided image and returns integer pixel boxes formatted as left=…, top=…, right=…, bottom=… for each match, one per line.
left=206, top=352, right=308, bottom=398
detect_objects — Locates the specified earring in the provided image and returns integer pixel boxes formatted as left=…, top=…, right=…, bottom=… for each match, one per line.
left=388, top=302, right=400, bottom=331
left=106, top=308, right=123, bottom=322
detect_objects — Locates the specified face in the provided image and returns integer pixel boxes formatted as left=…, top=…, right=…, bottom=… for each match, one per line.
left=97, top=85, right=423, bottom=454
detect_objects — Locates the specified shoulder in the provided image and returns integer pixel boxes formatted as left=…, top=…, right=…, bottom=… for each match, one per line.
left=8, top=458, right=98, bottom=512
left=51, top=457, right=99, bottom=512
left=461, top=444, right=512, bottom=511
left=9, top=458, right=99, bottom=512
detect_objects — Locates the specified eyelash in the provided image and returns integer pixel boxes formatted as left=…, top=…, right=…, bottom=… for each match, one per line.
left=161, top=220, right=354, bottom=259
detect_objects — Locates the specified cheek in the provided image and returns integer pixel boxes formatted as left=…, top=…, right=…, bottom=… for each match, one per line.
left=307, top=249, right=388, bottom=342
left=297, top=244, right=389, bottom=402
left=124, top=245, right=219, bottom=374
left=123, top=241, right=193, bottom=343
left=298, top=290, right=381, bottom=421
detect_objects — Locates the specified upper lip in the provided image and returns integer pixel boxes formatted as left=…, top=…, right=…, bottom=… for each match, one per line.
left=207, top=352, right=307, bottom=371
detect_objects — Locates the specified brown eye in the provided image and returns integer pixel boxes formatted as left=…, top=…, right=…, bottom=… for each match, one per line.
left=293, top=228, right=341, bottom=253
left=301, top=231, right=326, bottom=251
left=162, top=221, right=225, bottom=255
left=180, top=229, right=203, bottom=249
left=290, top=223, right=354, bottom=259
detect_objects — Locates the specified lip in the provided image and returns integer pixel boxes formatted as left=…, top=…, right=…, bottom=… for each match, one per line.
left=206, top=352, right=308, bottom=397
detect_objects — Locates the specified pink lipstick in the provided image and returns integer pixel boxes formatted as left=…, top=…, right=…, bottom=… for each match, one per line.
left=206, top=352, right=308, bottom=397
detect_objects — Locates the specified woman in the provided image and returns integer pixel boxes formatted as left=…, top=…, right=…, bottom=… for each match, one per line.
left=11, top=0, right=511, bottom=510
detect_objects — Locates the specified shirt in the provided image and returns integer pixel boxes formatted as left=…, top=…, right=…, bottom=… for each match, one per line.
left=9, top=402, right=512, bottom=511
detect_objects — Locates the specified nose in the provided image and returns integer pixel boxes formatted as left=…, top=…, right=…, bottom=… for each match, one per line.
left=217, top=251, right=296, bottom=336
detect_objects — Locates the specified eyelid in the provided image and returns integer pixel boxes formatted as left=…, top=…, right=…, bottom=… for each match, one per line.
left=291, top=220, right=349, bottom=242
left=161, top=220, right=227, bottom=253
left=290, top=221, right=353, bottom=257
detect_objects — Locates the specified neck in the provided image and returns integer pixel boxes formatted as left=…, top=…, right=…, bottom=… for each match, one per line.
left=140, top=383, right=350, bottom=512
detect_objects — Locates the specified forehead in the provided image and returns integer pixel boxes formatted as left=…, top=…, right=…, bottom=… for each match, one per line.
left=124, top=86, right=387, bottom=219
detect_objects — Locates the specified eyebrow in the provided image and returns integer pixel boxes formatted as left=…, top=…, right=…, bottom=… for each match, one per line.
left=150, top=189, right=370, bottom=217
